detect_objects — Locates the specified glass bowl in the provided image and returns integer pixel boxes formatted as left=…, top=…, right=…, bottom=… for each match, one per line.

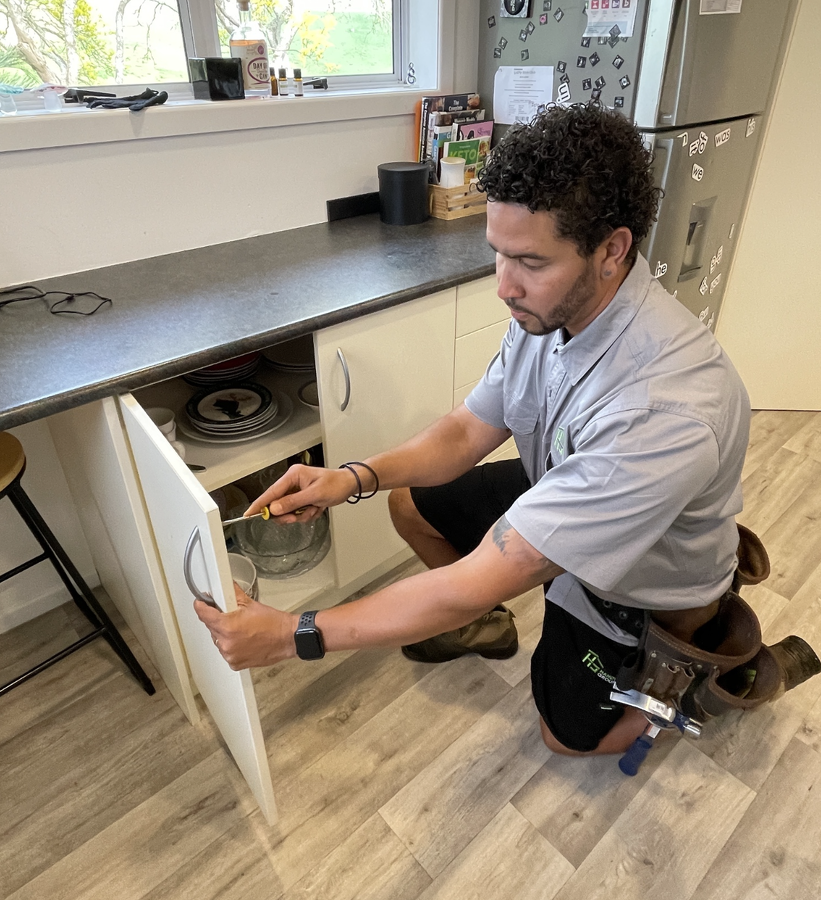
left=231, top=508, right=330, bottom=578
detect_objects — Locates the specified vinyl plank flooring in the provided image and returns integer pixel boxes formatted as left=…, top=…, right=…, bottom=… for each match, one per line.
left=415, top=804, right=574, bottom=900
left=742, top=409, right=817, bottom=480
left=379, top=678, right=549, bottom=878
left=690, top=738, right=821, bottom=900
left=280, top=813, right=431, bottom=900
left=256, top=658, right=512, bottom=893
left=783, top=411, right=821, bottom=466
left=5, top=751, right=257, bottom=900
left=511, top=732, right=679, bottom=870
left=739, top=447, right=821, bottom=538
left=549, top=740, right=754, bottom=900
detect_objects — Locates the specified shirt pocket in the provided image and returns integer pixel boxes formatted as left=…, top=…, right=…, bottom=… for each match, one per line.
left=504, top=397, right=540, bottom=436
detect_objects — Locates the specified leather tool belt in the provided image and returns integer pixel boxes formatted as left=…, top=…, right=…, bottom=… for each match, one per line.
left=596, top=525, right=780, bottom=721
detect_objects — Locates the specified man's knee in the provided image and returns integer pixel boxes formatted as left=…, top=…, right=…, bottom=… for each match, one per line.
left=388, top=487, right=419, bottom=534
left=539, top=716, right=588, bottom=756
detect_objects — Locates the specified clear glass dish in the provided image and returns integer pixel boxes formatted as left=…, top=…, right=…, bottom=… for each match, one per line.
left=231, top=508, right=330, bottom=579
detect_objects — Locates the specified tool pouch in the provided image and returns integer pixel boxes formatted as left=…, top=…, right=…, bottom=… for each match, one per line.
left=732, top=523, right=770, bottom=593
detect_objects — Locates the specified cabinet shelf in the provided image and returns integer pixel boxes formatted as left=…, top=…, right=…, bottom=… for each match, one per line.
left=134, top=366, right=322, bottom=493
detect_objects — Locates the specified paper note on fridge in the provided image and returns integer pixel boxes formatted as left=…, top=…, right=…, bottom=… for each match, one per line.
left=583, top=1, right=639, bottom=39
left=700, top=0, right=742, bottom=13
left=493, top=66, right=554, bottom=125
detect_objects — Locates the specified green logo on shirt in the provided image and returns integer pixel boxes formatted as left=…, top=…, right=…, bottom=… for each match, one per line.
left=583, top=650, right=615, bottom=684
left=553, top=426, right=565, bottom=458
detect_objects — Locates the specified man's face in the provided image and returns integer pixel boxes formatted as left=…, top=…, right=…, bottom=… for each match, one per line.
left=486, top=201, right=606, bottom=337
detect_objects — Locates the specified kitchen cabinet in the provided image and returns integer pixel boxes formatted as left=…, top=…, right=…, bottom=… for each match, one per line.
left=49, top=287, right=458, bottom=824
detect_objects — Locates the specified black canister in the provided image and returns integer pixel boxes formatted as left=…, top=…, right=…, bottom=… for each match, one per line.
left=377, top=162, right=430, bottom=226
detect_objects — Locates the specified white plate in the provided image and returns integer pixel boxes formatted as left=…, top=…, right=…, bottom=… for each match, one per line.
left=298, top=380, right=319, bottom=408
left=177, top=392, right=293, bottom=444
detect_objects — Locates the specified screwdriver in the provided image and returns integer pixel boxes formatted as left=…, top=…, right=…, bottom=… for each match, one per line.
left=221, top=507, right=270, bottom=528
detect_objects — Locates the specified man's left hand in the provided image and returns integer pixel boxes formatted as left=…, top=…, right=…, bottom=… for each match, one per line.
left=193, top=584, right=297, bottom=670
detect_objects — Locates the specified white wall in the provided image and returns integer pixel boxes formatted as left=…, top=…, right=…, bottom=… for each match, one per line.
left=715, top=0, right=820, bottom=410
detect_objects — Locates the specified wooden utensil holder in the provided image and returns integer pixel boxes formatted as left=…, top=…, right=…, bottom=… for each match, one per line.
left=428, top=183, right=487, bottom=220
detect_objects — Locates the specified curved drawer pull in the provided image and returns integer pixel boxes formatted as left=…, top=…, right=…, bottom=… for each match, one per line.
left=337, top=347, right=351, bottom=412
left=184, top=527, right=216, bottom=607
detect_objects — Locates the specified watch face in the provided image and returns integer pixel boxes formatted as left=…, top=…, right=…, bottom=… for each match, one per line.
left=501, top=0, right=529, bottom=18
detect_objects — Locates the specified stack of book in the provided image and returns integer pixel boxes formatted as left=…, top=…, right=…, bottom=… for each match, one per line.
left=416, top=92, right=494, bottom=185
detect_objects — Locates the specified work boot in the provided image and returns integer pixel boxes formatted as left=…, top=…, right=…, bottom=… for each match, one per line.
left=402, top=606, right=518, bottom=663
left=768, top=635, right=821, bottom=692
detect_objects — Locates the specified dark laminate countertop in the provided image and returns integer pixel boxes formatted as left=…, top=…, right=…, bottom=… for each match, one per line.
left=0, top=213, right=495, bottom=431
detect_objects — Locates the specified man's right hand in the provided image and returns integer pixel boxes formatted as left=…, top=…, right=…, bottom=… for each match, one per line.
left=245, top=464, right=359, bottom=523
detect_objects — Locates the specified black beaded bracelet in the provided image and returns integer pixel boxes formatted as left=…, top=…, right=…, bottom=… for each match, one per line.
left=339, top=461, right=379, bottom=504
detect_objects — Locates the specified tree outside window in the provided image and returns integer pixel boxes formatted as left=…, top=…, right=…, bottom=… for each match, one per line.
left=0, top=0, right=393, bottom=89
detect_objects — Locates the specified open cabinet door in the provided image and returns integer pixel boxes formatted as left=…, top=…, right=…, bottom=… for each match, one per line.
left=119, top=395, right=277, bottom=825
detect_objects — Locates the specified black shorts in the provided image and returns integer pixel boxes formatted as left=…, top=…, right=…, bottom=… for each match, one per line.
left=411, top=459, right=633, bottom=752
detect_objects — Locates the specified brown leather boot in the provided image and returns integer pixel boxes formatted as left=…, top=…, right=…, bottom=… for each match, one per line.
left=401, top=606, right=518, bottom=663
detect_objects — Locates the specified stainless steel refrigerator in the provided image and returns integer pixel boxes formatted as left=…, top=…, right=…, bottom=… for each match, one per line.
left=476, top=0, right=796, bottom=329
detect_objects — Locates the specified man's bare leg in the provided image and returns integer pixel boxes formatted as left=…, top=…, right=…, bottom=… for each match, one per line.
left=389, top=487, right=461, bottom=569
left=539, top=706, right=650, bottom=756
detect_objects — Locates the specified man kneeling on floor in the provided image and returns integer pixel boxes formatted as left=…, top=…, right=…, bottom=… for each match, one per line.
left=195, top=102, right=820, bottom=757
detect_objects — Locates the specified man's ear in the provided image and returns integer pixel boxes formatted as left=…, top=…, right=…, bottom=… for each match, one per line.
left=598, top=226, right=633, bottom=276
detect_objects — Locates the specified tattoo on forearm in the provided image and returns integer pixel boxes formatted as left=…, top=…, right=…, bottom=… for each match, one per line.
left=492, top=515, right=551, bottom=566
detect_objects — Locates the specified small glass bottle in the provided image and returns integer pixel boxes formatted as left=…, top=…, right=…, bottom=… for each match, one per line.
left=269, top=66, right=279, bottom=96
left=278, top=67, right=289, bottom=97
left=230, top=0, right=271, bottom=97
left=293, top=68, right=304, bottom=98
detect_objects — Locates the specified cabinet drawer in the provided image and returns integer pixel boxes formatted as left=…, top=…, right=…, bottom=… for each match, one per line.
left=456, top=276, right=507, bottom=337
left=454, top=320, right=509, bottom=390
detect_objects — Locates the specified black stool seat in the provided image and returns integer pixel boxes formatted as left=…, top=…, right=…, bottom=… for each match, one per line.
left=0, top=431, right=155, bottom=697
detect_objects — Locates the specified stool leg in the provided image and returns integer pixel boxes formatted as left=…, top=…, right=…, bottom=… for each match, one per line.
left=7, top=484, right=155, bottom=695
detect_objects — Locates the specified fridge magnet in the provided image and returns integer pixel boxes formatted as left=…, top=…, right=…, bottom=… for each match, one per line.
left=557, top=60, right=567, bottom=73
left=494, top=47, right=503, bottom=58
left=699, top=279, right=709, bottom=296
left=710, top=254, right=718, bottom=274
left=613, top=55, right=625, bottom=68
left=715, top=127, right=731, bottom=147
left=746, top=117, right=757, bottom=137
left=716, top=245, right=723, bottom=263
left=599, top=37, right=608, bottom=45
left=654, top=261, right=668, bottom=278
left=577, top=56, right=587, bottom=67
left=697, top=131, right=708, bottom=152
left=527, top=20, right=535, bottom=33
left=499, top=36, right=509, bottom=48
left=710, top=273, right=721, bottom=294
left=501, top=0, right=530, bottom=17
left=581, top=37, right=591, bottom=48
left=590, top=52, right=600, bottom=66
left=543, top=0, right=552, bottom=9
left=707, top=313, right=715, bottom=331
left=557, top=82, right=572, bottom=103
left=677, top=131, right=689, bottom=146
left=540, top=13, right=548, bottom=24
left=610, top=24, right=621, bottom=37
left=560, top=73, right=571, bottom=84
left=591, top=89, right=602, bottom=100
left=619, top=75, right=631, bottom=88
left=488, top=15, right=497, bottom=27
left=520, top=29, right=529, bottom=41
left=699, top=306, right=710, bottom=323
left=554, top=8, right=564, bottom=22
left=689, top=137, right=700, bottom=156
left=595, top=75, right=606, bottom=88
left=613, top=96, right=624, bottom=107
left=608, top=35, right=620, bottom=48
left=582, top=78, right=592, bottom=90
left=521, top=49, right=530, bottom=60
left=729, top=223, right=736, bottom=239
left=692, top=163, right=705, bottom=182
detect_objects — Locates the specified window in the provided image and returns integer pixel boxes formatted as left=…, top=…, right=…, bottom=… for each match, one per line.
left=0, top=0, right=402, bottom=92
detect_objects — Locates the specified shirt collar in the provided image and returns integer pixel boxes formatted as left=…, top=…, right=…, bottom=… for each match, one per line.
left=554, top=253, right=652, bottom=384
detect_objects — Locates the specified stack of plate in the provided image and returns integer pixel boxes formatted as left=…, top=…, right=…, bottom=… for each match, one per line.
left=262, top=335, right=314, bottom=374
left=181, top=383, right=284, bottom=441
left=183, top=352, right=261, bottom=387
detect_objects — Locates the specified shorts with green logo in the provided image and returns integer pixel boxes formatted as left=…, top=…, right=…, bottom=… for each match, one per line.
left=411, top=458, right=633, bottom=752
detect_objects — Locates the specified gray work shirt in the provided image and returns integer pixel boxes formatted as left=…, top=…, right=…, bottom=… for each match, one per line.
left=465, top=254, right=751, bottom=645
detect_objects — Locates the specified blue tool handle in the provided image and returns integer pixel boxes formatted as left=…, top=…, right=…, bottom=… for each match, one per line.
left=618, top=735, right=654, bottom=776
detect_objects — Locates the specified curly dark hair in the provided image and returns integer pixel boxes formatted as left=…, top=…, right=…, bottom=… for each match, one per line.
left=478, top=103, right=662, bottom=262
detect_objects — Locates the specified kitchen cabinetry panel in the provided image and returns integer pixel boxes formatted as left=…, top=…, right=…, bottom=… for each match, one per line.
left=455, top=276, right=504, bottom=337
left=119, top=395, right=278, bottom=826
left=454, top=321, right=510, bottom=391
left=316, top=290, right=457, bottom=588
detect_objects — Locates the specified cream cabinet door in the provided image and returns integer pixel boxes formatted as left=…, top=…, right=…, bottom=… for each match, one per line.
left=119, top=395, right=278, bottom=825
left=316, top=290, right=457, bottom=588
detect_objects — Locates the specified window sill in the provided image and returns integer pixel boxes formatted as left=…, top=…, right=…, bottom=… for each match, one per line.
left=0, top=87, right=424, bottom=155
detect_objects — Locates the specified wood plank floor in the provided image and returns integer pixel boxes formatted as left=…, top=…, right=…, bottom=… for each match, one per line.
left=3, top=409, right=821, bottom=900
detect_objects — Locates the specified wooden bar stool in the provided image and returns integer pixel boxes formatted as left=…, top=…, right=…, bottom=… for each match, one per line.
left=0, top=432, right=155, bottom=696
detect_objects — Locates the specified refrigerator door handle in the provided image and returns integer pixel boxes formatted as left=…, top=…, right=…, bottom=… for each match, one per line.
left=634, top=0, right=679, bottom=129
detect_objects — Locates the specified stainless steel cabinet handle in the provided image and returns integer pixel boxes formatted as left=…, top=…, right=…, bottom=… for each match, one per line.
left=184, top=527, right=216, bottom=606
left=336, top=347, right=351, bottom=411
